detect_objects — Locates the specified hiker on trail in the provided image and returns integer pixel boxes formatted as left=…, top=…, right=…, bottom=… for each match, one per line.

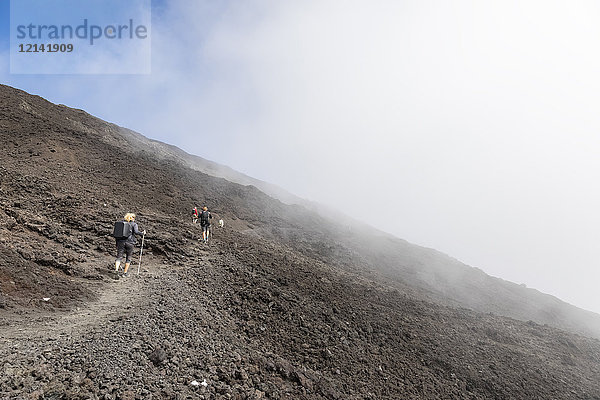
left=192, top=206, right=199, bottom=224
left=200, top=206, right=212, bottom=243
left=114, top=213, right=145, bottom=276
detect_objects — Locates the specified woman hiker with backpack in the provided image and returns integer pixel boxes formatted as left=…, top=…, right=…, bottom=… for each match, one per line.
left=114, top=213, right=146, bottom=276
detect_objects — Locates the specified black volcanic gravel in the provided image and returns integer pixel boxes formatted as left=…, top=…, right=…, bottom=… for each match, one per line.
left=1, top=85, right=600, bottom=399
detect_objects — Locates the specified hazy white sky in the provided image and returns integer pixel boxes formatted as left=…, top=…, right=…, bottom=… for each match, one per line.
left=4, top=0, right=600, bottom=313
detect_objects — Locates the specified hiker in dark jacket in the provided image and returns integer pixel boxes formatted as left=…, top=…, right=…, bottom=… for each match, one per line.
left=115, top=213, right=145, bottom=276
left=200, top=206, right=212, bottom=243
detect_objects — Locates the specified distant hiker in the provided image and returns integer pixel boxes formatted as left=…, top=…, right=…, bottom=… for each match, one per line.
left=200, top=206, right=212, bottom=243
left=192, top=206, right=199, bottom=224
left=113, top=213, right=145, bottom=276
left=218, top=219, right=224, bottom=228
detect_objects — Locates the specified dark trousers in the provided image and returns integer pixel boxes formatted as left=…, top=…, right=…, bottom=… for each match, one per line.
left=116, top=240, right=134, bottom=263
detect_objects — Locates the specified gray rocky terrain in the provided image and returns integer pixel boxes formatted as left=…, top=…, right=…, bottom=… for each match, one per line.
left=1, top=84, right=600, bottom=399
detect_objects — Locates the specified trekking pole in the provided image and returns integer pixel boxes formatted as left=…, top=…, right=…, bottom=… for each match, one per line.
left=137, top=232, right=145, bottom=276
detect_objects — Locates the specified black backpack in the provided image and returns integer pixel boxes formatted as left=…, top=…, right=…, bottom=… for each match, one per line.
left=200, top=210, right=211, bottom=225
left=113, top=221, right=132, bottom=239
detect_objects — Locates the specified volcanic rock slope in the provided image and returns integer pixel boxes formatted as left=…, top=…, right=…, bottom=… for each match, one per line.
left=1, top=84, right=600, bottom=399
left=113, top=105, right=600, bottom=340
